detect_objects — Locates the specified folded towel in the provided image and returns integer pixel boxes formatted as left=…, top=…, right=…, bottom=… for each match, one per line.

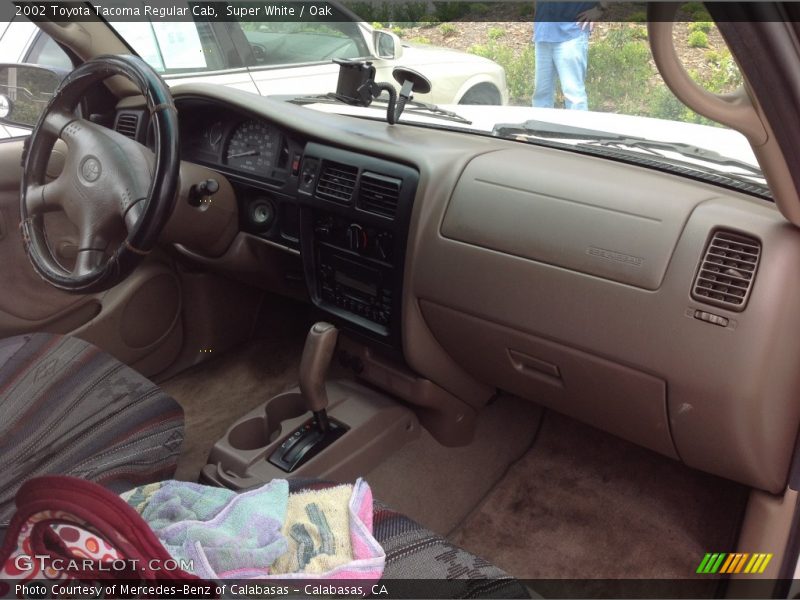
left=122, top=478, right=384, bottom=582
left=124, top=480, right=288, bottom=579
left=268, top=478, right=385, bottom=581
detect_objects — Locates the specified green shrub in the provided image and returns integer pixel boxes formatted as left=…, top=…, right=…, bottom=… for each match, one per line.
left=469, top=3, right=490, bottom=16
left=515, top=3, right=536, bottom=19
left=433, top=2, right=472, bottom=22
left=631, top=26, right=648, bottom=41
left=628, top=10, right=647, bottom=23
left=687, top=31, right=709, bottom=48
left=487, top=27, right=505, bottom=41
left=392, top=2, right=430, bottom=24
left=586, top=27, right=654, bottom=113
left=693, top=51, right=743, bottom=93
left=439, top=22, right=458, bottom=37
left=647, top=86, right=689, bottom=121
left=604, top=26, right=641, bottom=48
left=468, top=42, right=535, bottom=105
left=640, top=81, right=720, bottom=126
left=408, top=36, right=431, bottom=44
left=349, top=2, right=394, bottom=24
left=689, top=21, right=712, bottom=33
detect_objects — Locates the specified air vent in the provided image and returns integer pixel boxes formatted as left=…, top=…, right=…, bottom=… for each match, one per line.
left=692, top=230, right=761, bottom=311
left=114, top=112, right=139, bottom=139
left=316, top=161, right=358, bottom=205
left=359, top=172, right=401, bottom=218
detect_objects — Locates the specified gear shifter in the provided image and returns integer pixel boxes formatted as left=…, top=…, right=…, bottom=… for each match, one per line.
left=299, top=322, right=338, bottom=432
left=268, top=322, right=348, bottom=472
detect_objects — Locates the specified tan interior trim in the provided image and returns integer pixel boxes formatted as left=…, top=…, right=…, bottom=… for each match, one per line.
left=649, top=4, right=800, bottom=228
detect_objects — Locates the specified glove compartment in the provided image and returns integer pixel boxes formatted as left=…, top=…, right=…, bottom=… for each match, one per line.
left=420, top=300, right=678, bottom=459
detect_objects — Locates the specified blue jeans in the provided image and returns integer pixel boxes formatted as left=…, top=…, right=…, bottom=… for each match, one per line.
left=532, top=32, right=589, bottom=110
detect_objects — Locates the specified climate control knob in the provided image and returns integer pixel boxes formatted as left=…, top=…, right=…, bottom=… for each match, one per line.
left=346, top=223, right=367, bottom=252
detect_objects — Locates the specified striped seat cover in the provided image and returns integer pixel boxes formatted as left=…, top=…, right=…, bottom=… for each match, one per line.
left=0, top=333, right=184, bottom=542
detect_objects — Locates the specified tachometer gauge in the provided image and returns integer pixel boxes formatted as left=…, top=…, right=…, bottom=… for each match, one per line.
left=225, top=121, right=278, bottom=174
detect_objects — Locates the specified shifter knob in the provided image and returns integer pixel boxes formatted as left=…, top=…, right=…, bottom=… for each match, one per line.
left=299, top=322, right=338, bottom=414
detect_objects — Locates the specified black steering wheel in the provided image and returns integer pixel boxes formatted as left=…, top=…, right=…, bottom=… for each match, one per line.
left=20, top=54, right=179, bottom=293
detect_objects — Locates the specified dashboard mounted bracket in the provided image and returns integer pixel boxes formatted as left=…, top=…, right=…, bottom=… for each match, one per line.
left=332, top=59, right=430, bottom=125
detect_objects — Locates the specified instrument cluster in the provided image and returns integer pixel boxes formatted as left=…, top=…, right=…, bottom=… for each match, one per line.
left=180, top=108, right=293, bottom=184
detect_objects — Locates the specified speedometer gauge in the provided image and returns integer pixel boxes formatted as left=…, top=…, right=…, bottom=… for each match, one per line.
left=225, top=121, right=279, bottom=174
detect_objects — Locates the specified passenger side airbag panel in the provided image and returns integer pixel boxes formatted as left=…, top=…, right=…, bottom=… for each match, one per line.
left=441, top=148, right=703, bottom=290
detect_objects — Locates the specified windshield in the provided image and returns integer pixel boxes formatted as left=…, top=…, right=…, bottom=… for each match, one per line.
left=6, top=1, right=764, bottom=194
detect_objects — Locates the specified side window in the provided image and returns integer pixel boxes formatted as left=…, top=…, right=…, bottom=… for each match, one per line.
left=0, top=22, right=69, bottom=139
left=241, top=22, right=368, bottom=67
left=24, top=33, right=73, bottom=71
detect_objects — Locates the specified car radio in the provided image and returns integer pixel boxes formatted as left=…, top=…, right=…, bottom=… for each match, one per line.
left=317, top=248, right=392, bottom=327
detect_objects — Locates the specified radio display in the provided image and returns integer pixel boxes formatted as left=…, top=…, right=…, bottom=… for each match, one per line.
left=335, top=271, right=377, bottom=297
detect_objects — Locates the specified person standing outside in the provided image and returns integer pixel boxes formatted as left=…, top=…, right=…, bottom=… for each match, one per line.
left=532, top=2, right=606, bottom=110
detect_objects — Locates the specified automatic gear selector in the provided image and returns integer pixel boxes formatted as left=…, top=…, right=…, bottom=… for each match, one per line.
left=268, top=322, right=347, bottom=471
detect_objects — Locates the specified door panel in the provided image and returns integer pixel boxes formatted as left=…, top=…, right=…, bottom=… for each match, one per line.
left=0, top=140, right=90, bottom=331
left=0, top=139, right=183, bottom=377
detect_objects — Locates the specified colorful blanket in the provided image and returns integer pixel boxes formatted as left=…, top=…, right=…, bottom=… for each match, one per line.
left=122, top=478, right=384, bottom=581
left=123, top=480, right=288, bottom=579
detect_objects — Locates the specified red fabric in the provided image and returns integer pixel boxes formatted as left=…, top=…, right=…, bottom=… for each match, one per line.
left=0, top=476, right=200, bottom=585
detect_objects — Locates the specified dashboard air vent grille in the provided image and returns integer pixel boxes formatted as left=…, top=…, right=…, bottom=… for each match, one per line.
left=359, top=172, right=401, bottom=218
left=115, top=113, right=139, bottom=139
left=692, top=230, right=760, bottom=311
left=316, top=161, right=358, bottom=205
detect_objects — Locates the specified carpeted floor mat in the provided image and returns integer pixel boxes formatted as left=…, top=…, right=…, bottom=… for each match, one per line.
left=449, top=412, right=749, bottom=592
left=163, top=334, right=308, bottom=482
left=366, top=394, right=544, bottom=536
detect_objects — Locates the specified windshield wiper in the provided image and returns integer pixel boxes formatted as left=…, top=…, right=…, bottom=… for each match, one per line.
left=290, top=92, right=472, bottom=125
left=493, top=120, right=763, bottom=178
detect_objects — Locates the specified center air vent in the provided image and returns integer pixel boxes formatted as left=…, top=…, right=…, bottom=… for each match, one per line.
left=359, top=172, right=401, bottom=218
left=692, top=230, right=761, bottom=311
left=316, top=161, right=358, bottom=205
left=114, top=112, right=139, bottom=139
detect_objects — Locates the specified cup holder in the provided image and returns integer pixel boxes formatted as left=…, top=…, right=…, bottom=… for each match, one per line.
left=227, top=392, right=307, bottom=451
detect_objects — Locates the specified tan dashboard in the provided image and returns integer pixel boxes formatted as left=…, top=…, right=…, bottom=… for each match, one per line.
left=165, top=83, right=800, bottom=495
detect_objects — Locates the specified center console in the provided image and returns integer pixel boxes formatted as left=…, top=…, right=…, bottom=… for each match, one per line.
left=296, top=143, right=419, bottom=348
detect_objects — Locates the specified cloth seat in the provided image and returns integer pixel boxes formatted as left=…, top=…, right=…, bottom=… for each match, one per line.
left=0, top=333, right=527, bottom=597
left=0, top=332, right=185, bottom=542
left=284, top=479, right=530, bottom=598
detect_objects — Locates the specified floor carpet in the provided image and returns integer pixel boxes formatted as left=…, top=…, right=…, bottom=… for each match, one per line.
left=449, top=412, right=749, bottom=593
left=162, top=334, right=307, bottom=482
left=366, top=394, right=544, bottom=535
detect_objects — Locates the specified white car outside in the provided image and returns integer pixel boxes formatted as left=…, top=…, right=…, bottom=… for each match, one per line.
left=0, top=7, right=509, bottom=107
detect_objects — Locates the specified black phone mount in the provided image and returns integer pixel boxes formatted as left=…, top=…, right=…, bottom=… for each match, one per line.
left=332, top=59, right=432, bottom=125
left=333, top=59, right=379, bottom=107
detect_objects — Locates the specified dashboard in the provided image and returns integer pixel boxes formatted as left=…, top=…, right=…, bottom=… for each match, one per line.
left=116, top=98, right=419, bottom=350
left=116, top=84, right=800, bottom=498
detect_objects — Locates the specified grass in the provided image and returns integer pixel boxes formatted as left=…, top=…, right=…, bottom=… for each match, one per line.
left=463, top=21, right=742, bottom=126
left=487, top=27, right=505, bottom=41
left=689, top=21, right=713, bottom=33
left=468, top=41, right=535, bottom=104
left=439, top=22, right=458, bottom=38
left=688, top=31, right=709, bottom=48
